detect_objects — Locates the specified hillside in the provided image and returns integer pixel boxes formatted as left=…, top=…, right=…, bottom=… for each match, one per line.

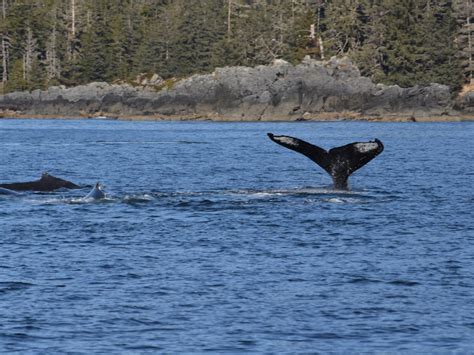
left=0, top=0, right=472, bottom=95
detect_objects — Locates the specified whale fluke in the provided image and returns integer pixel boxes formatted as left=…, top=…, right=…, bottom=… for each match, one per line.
left=84, top=182, right=106, bottom=200
left=0, top=172, right=80, bottom=192
left=267, top=133, right=384, bottom=190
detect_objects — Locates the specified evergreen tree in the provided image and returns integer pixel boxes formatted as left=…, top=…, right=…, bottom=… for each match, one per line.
left=133, top=1, right=178, bottom=77
left=287, top=9, right=321, bottom=62
left=371, top=0, right=462, bottom=88
left=74, top=1, right=114, bottom=82
left=0, top=0, right=467, bottom=93
left=453, top=0, right=474, bottom=85
left=211, top=0, right=250, bottom=67
left=322, top=0, right=368, bottom=56
left=5, top=58, right=26, bottom=91
left=417, top=1, right=463, bottom=90
left=172, top=0, right=226, bottom=76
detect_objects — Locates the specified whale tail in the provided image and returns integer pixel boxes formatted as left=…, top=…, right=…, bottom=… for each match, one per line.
left=267, top=133, right=384, bottom=190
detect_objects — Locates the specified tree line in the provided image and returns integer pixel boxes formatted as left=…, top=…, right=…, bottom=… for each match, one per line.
left=0, top=0, right=472, bottom=94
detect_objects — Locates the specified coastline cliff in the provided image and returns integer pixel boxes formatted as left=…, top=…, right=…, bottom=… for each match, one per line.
left=0, top=57, right=471, bottom=122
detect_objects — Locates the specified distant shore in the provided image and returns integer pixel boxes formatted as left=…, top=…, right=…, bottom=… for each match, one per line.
left=1, top=58, right=473, bottom=122
left=1, top=111, right=473, bottom=123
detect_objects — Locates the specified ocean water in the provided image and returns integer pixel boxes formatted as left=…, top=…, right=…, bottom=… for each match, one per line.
left=0, top=119, right=473, bottom=353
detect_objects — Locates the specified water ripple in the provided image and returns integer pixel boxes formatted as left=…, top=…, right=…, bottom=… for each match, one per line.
left=0, top=120, right=473, bottom=353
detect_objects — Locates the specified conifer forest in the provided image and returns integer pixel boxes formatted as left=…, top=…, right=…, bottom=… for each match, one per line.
left=0, top=0, right=473, bottom=94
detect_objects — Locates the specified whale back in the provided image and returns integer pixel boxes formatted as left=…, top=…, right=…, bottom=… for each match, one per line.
left=0, top=172, right=80, bottom=191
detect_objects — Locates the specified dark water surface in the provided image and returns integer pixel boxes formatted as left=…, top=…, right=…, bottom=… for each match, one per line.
left=0, top=119, right=473, bottom=353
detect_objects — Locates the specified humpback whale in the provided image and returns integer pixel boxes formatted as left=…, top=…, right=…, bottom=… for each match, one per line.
left=267, top=133, right=384, bottom=190
left=84, top=183, right=106, bottom=200
left=0, top=172, right=80, bottom=192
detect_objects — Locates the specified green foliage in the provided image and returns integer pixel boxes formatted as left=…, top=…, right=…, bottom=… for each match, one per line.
left=0, top=0, right=467, bottom=93
left=5, top=59, right=28, bottom=92
left=322, top=0, right=464, bottom=90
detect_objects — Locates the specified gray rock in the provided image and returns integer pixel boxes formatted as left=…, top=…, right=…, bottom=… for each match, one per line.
left=453, top=91, right=474, bottom=113
left=0, top=57, right=454, bottom=119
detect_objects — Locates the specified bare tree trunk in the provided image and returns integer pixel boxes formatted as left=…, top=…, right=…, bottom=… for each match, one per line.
left=316, top=3, right=325, bottom=59
left=24, top=27, right=37, bottom=83
left=318, top=37, right=325, bottom=59
left=164, top=16, right=170, bottom=61
left=227, top=0, right=232, bottom=36
left=22, top=55, right=26, bottom=81
left=71, top=0, right=76, bottom=36
left=1, top=0, right=8, bottom=85
left=67, top=0, right=76, bottom=60
left=46, top=26, right=60, bottom=81
left=467, top=0, right=473, bottom=84
left=2, top=38, right=8, bottom=84
left=310, top=23, right=315, bottom=39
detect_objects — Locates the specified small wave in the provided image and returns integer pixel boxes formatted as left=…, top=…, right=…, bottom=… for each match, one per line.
left=228, top=187, right=372, bottom=199
left=0, top=281, right=34, bottom=294
left=230, top=187, right=335, bottom=196
left=70, top=197, right=118, bottom=204
left=14, top=193, right=153, bottom=206
left=4, top=186, right=379, bottom=207
left=348, top=277, right=382, bottom=284
left=123, top=194, right=155, bottom=204
left=37, top=196, right=118, bottom=205
left=325, top=197, right=345, bottom=204
left=175, top=199, right=215, bottom=208
left=323, top=197, right=366, bottom=204
left=151, top=191, right=207, bottom=198
left=239, top=191, right=284, bottom=198
left=177, top=140, right=209, bottom=145
left=143, top=187, right=378, bottom=207
left=93, top=140, right=208, bottom=145
left=387, top=280, right=420, bottom=287
left=124, top=345, right=164, bottom=351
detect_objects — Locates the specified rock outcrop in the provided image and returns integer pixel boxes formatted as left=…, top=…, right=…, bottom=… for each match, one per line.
left=454, top=90, right=474, bottom=114
left=0, top=57, right=455, bottom=120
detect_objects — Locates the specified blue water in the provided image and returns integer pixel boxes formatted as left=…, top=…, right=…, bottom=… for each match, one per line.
left=0, top=119, right=473, bottom=353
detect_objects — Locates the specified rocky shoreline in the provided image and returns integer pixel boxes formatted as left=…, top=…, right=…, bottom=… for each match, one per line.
left=1, top=57, right=473, bottom=122
left=1, top=112, right=472, bottom=123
